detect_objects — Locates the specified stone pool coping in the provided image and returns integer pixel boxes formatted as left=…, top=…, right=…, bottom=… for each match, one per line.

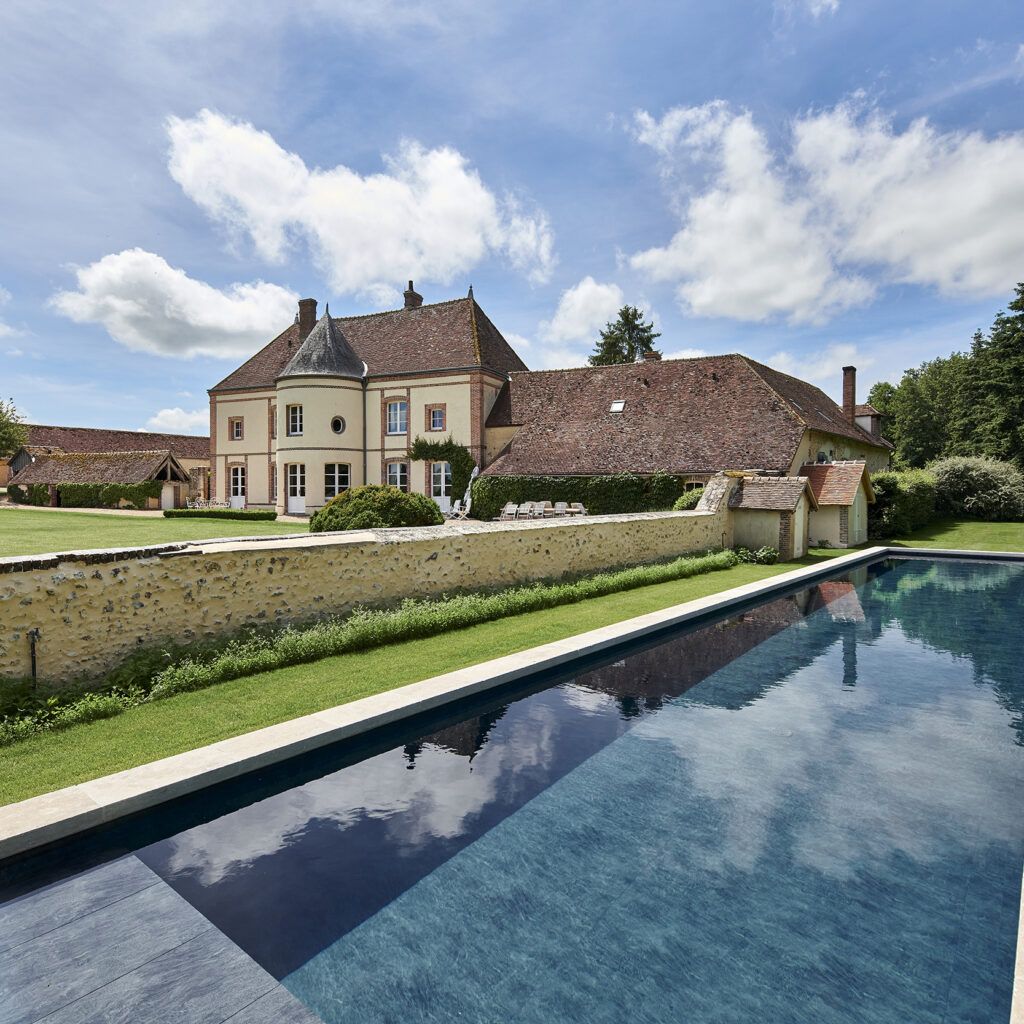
left=5, top=542, right=1022, bottom=863
left=1, top=544, right=1022, bottom=1019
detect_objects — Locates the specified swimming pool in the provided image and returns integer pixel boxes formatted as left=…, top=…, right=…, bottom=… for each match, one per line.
left=1, top=556, right=1022, bottom=1023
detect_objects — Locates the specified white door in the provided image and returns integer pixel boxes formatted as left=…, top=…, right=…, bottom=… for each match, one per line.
left=431, top=461, right=452, bottom=513
left=287, top=463, right=306, bottom=514
left=160, top=482, right=175, bottom=510
left=229, top=465, right=246, bottom=510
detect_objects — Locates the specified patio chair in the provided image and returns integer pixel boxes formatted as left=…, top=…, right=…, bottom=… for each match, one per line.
left=450, top=499, right=471, bottom=521
left=517, top=501, right=536, bottom=519
left=537, top=501, right=555, bottom=517
left=569, top=502, right=587, bottom=516
left=498, top=502, right=519, bottom=521
left=553, top=501, right=569, bottom=517
left=445, top=499, right=462, bottom=519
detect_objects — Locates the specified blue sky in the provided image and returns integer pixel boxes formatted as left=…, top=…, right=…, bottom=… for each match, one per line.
left=0, top=0, right=1021, bottom=433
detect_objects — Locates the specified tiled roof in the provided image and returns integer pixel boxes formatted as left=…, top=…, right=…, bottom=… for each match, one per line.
left=800, top=461, right=874, bottom=505
left=279, top=310, right=365, bottom=381
left=23, top=424, right=209, bottom=461
left=728, top=476, right=816, bottom=512
left=482, top=354, right=886, bottom=478
left=9, top=450, right=187, bottom=486
left=211, top=297, right=527, bottom=392
left=855, top=403, right=881, bottom=416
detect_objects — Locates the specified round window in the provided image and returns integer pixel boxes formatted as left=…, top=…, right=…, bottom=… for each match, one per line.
left=330, top=416, right=346, bottom=434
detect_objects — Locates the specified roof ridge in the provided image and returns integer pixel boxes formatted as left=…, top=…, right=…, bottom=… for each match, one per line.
left=468, top=298, right=482, bottom=364
left=25, top=423, right=204, bottom=440
left=508, top=353, right=748, bottom=378
left=331, top=296, right=469, bottom=324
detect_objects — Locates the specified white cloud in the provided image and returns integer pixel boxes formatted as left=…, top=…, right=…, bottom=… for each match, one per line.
left=146, top=407, right=208, bottom=433
left=51, top=248, right=298, bottom=358
left=0, top=285, right=19, bottom=338
left=793, top=103, right=1024, bottom=296
left=503, top=331, right=532, bottom=352
left=774, top=0, right=839, bottom=19
left=631, top=100, right=1024, bottom=324
left=540, top=276, right=623, bottom=344
left=166, top=110, right=555, bottom=303
left=766, top=342, right=873, bottom=386
left=663, top=347, right=710, bottom=360
left=6, top=348, right=24, bottom=357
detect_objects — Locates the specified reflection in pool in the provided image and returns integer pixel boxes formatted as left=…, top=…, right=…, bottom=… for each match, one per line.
left=4, top=557, right=1024, bottom=1023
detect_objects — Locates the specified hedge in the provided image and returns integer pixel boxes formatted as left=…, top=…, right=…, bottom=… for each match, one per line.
left=0, top=548, right=739, bottom=747
left=163, top=508, right=278, bottom=521
left=471, top=472, right=686, bottom=520
left=310, top=485, right=444, bottom=531
left=927, top=456, right=1024, bottom=521
left=408, top=435, right=475, bottom=501
left=672, top=488, right=704, bottom=511
left=7, top=483, right=49, bottom=505
left=868, top=469, right=937, bottom=539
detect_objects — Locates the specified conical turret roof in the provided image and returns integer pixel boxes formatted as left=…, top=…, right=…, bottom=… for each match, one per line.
left=277, top=307, right=365, bottom=381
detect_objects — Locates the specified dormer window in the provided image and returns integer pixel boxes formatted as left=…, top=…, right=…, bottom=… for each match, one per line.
left=609, top=400, right=626, bottom=413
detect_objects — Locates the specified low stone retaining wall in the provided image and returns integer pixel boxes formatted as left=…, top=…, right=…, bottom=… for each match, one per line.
left=0, top=507, right=732, bottom=688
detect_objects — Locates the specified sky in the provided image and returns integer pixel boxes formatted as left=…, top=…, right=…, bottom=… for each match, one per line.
left=0, top=0, right=1021, bottom=434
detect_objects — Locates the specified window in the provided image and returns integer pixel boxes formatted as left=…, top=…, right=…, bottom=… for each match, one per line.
left=230, top=465, right=246, bottom=497
left=386, top=462, right=409, bottom=491
left=427, top=405, right=446, bottom=431
left=287, top=404, right=303, bottom=436
left=288, top=463, right=305, bottom=497
left=609, top=400, right=626, bottom=413
left=270, top=405, right=276, bottom=440
left=386, top=400, right=408, bottom=435
left=324, top=463, right=350, bottom=499
left=229, top=417, right=244, bottom=440
left=431, top=461, right=452, bottom=500
left=330, top=415, right=346, bottom=435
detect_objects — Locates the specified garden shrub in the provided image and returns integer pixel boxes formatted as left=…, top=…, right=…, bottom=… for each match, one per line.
left=163, top=508, right=278, bottom=521
left=733, top=545, right=779, bottom=565
left=98, top=481, right=162, bottom=510
left=471, top=472, right=687, bottom=520
left=868, top=469, right=937, bottom=539
left=310, top=484, right=444, bottom=532
left=8, top=483, right=50, bottom=505
left=672, top=488, right=704, bottom=511
left=0, top=547, right=741, bottom=746
left=927, top=456, right=1024, bottom=521
left=56, top=483, right=106, bottom=507
left=408, top=435, right=476, bottom=501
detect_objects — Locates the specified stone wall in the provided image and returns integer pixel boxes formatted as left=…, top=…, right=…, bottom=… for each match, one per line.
left=0, top=505, right=732, bottom=688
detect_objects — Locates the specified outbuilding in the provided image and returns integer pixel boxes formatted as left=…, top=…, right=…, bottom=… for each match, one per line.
left=727, top=475, right=817, bottom=560
left=800, top=461, right=875, bottom=548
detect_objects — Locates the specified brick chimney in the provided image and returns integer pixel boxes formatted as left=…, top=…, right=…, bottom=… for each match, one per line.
left=403, top=280, right=423, bottom=309
left=642, top=350, right=662, bottom=362
left=842, top=365, right=856, bottom=424
left=298, top=298, right=317, bottom=340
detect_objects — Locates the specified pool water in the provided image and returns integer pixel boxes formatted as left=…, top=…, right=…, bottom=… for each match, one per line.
left=2, top=557, right=1023, bottom=1023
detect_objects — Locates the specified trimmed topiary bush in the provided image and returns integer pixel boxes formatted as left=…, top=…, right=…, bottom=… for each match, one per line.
left=672, top=488, right=704, bottom=511
left=927, top=456, right=1024, bottom=521
left=868, top=469, right=937, bottom=539
left=310, top=485, right=444, bottom=532
left=472, top=472, right=687, bottom=521
left=163, top=508, right=277, bottom=521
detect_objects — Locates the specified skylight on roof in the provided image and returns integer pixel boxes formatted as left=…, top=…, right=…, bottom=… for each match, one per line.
left=609, top=400, right=625, bottom=413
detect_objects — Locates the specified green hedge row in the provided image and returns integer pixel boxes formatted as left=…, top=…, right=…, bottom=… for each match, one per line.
left=471, top=472, right=687, bottom=520
left=0, top=548, right=739, bottom=746
left=163, top=508, right=277, bottom=521
left=868, top=470, right=937, bottom=538
left=7, top=483, right=49, bottom=505
left=8, top=481, right=162, bottom=509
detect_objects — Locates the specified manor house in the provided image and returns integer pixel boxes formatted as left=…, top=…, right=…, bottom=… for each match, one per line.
left=208, top=283, right=890, bottom=515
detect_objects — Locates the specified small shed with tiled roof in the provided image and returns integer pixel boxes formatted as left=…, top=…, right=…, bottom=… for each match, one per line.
left=800, top=460, right=874, bottom=548
left=727, top=474, right=816, bottom=560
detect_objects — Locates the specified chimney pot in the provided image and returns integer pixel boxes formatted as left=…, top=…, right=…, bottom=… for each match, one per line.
left=403, top=280, right=423, bottom=309
left=642, top=350, right=661, bottom=362
left=842, top=365, right=856, bottom=424
left=297, top=297, right=317, bottom=340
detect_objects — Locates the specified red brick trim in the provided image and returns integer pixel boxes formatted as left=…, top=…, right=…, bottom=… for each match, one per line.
left=209, top=394, right=217, bottom=500
left=424, top=403, right=447, bottom=431
left=228, top=416, right=244, bottom=441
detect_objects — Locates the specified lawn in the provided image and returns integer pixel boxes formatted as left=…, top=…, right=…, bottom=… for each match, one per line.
left=0, top=555, right=843, bottom=805
left=0, top=506, right=307, bottom=556
left=887, top=517, right=1024, bottom=552
left=0, top=518, right=1021, bottom=806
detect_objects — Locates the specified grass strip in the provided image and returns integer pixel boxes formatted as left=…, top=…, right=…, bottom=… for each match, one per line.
left=0, top=549, right=740, bottom=748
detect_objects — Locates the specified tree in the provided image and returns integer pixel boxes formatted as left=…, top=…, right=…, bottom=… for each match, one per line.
left=0, top=397, right=26, bottom=459
left=866, top=284, right=1024, bottom=470
left=588, top=306, right=661, bottom=366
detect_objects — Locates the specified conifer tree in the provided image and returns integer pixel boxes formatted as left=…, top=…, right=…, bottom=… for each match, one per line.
left=588, top=306, right=661, bottom=366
